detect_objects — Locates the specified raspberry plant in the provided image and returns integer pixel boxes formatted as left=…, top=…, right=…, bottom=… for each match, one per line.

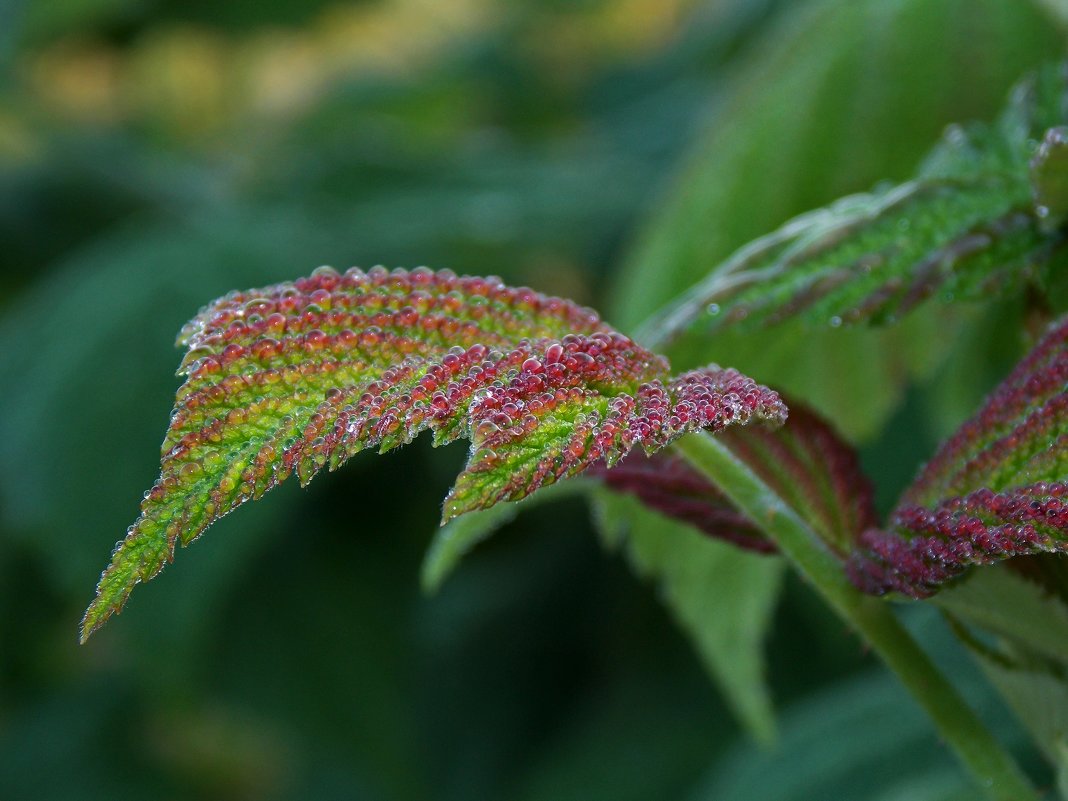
left=81, top=64, right=1068, bottom=801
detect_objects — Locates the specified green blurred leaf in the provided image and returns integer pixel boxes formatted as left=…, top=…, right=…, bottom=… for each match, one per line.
left=613, top=0, right=1063, bottom=439
left=690, top=606, right=1036, bottom=801
left=691, top=669, right=976, bottom=801
left=967, top=650, right=1068, bottom=801
left=937, top=566, right=1068, bottom=799
left=593, top=489, right=784, bottom=743
left=935, top=567, right=1068, bottom=666
left=1032, top=126, right=1068, bottom=230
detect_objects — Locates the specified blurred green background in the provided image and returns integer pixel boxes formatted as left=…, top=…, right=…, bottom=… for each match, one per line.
left=1, top=0, right=1064, bottom=798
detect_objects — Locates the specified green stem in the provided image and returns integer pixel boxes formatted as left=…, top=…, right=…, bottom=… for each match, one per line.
left=674, top=431, right=1041, bottom=801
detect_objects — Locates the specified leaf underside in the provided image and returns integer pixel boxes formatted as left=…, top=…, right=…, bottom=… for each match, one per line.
left=646, top=63, right=1068, bottom=344
left=592, top=403, right=876, bottom=556
left=81, top=266, right=786, bottom=642
left=848, top=314, right=1068, bottom=597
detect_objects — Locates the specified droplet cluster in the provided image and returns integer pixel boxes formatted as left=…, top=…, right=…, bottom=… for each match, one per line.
left=905, top=315, right=1068, bottom=506
left=846, top=315, right=1068, bottom=597
left=82, top=266, right=786, bottom=642
left=848, top=482, right=1068, bottom=597
left=445, top=361, right=785, bottom=519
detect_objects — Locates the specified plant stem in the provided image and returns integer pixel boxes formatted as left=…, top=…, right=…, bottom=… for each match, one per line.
left=674, top=431, right=1041, bottom=801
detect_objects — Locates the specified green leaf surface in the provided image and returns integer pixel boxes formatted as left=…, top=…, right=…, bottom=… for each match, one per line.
left=80, top=267, right=786, bottom=641
left=593, top=489, right=784, bottom=744
left=614, top=0, right=1063, bottom=330
left=688, top=636, right=1015, bottom=801
left=966, top=647, right=1068, bottom=801
left=935, top=567, right=1068, bottom=666
left=849, top=314, right=1068, bottom=597
left=647, top=63, right=1068, bottom=342
left=612, top=0, right=1063, bottom=440
left=937, top=564, right=1068, bottom=799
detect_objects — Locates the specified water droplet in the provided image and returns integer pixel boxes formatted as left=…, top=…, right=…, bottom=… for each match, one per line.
left=706, top=303, right=720, bottom=315
left=829, top=316, right=843, bottom=328
left=473, top=448, right=499, bottom=466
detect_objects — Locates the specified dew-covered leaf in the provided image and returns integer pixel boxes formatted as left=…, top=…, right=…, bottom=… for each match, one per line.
left=647, top=64, right=1068, bottom=342
left=613, top=0, right=1063, bottom=442
left=81, top=267, right=785, bottom=642
left=848, top=314, right=1068, bottom=597
left=592, top=403, right=875, bottom=555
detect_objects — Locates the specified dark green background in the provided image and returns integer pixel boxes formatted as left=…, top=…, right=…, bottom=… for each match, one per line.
left=0, top=0, right=1061, bottom=798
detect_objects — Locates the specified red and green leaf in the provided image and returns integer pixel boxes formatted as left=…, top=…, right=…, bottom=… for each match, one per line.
left=644, top=64, right=1068, bottom=343
left=593, top=403, right=875, bottom=556
left=848, top=314, right=1068, bottom=597
left=81, top=266, right=785, bottom=642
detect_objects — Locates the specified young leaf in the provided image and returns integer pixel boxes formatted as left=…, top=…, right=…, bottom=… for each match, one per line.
left=592, top=403, right=876, bottom=555
left=645, top=63, right=1068, bottom=342
left=81, top=266, right=786, bottom=642
left=848, top=314, right=1068, bottom=597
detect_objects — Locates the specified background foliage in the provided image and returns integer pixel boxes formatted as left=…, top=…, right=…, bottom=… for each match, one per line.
left=1, top=0, right=1064, bottom=798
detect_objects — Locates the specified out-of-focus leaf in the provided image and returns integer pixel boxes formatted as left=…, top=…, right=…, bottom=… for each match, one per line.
left=80, top=266, right=786, bottom=641
left=848, top=315, right=1068, bottom=597
left=647, top=64, right=1068, bottom=340
left=690, top=663, right=980, bottom=801
left=689, top=605, right=1038, bottom=801
left=591, top=450, right=774, bottom=553
left=593, top=489, right=784, bottom=744
left=585, top=402, right=875, bottom=740
left=615, top=0, right=1063, bottom=328
left=945, top=611, right=1068, bottom=801
left=613, top=0, right=1063, bottom=439
left=936, top=565, right=1068, bottom=799
left=936, top=567, right=1068, bottom=666
left=1032, top=126, right=1068, bottom=229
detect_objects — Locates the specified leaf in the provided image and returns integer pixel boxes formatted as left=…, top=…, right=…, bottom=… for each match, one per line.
left=611, top=0, right=1063, bottom=440
left=646, top=63, right=1068, bottom=343
left=848, top=314, right=1068, bottom=597
left=688, top=607, right=1027, bottom=801
left=612, top=0, right=1065, bottom=332
left=593, top=490, right=784, bottom=744
left=977, top=658, right=1068, bottom=801
left=81, top=266, right=786, bottom=642
left=592, top=402, right=875, bottom=554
